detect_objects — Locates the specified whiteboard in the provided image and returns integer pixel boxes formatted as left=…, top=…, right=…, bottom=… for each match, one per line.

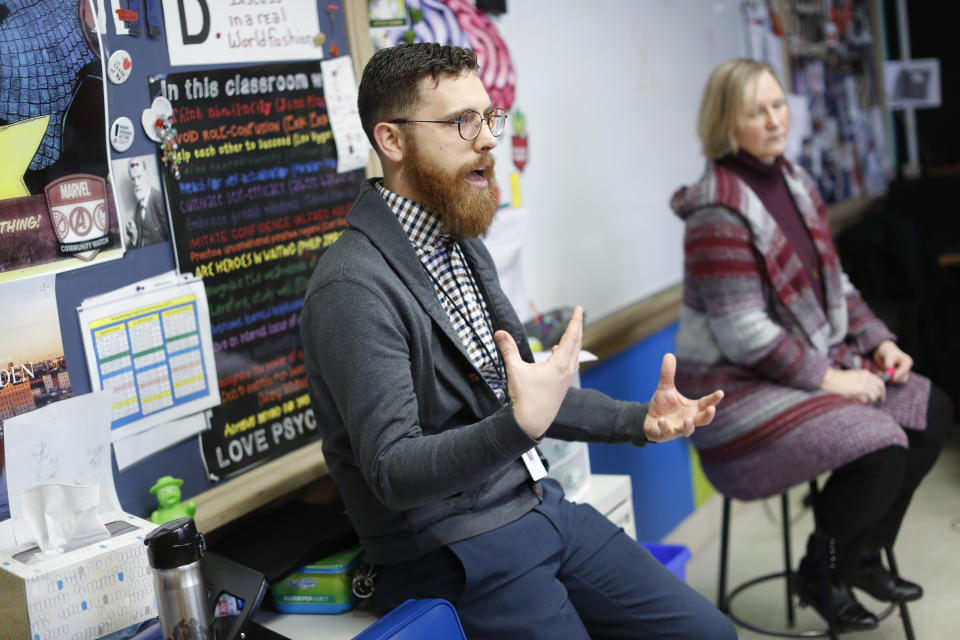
left=488, top=1, right=747, bottom=321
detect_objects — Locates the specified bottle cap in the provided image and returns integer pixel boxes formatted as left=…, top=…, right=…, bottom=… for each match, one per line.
left=143, top=517, right=205, bottom=570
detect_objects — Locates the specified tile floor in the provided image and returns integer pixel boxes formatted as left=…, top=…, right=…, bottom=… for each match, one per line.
left=665, top=428, right=960, bottom=639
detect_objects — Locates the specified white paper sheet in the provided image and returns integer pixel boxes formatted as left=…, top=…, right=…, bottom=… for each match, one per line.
left=746, top=24, right=767, bottom=63
left=0, top=519, right=15, bottom=550
left=4, top=392, right=121, bottom=550
left=111, top=412, right=208, bottom=470
left=321, top=56, right=371, bottom=173
left=483, top=206, right=530, bottom=322
left=784, top=93, right=810, bottom=163
left=764, top=32, right=785, bottom=85
left=106, top=0, right=132, bottom=36
left=77, top=272, right=220, bottom=441
left=161, top=0, right=324, bottom=67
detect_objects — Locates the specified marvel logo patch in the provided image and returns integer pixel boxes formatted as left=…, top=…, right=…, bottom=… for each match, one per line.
left=44, top=174, right=112, bottom=260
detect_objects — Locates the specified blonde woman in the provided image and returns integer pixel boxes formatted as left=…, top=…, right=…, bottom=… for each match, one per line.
left=671, top=59, right=950, bottom=631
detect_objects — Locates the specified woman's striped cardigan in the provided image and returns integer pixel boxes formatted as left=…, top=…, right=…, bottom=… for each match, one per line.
left=670, top=159, right=929, bottom=500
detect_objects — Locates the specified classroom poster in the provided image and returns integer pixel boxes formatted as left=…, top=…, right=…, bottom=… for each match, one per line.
left=0, top=0, right=123, bottom=283
left=369, top=0, right=408, bottom=28
left=161, top=0, right=325, bottom=67
left=77, top=274, right=220, bottom=442
left=0, top=275, right=75, bottom=521
left=150, top=62, right=363, bottom=480
left=367, top=0, right=516, bottom=111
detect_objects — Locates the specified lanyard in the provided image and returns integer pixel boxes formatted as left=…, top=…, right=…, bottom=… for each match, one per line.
left=425, top=244, right=545, bottom=482
left=423, top=243, right=506, bottom=391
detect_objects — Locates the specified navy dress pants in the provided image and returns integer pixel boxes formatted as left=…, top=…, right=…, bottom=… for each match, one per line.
left=373, top=479, right=735, bottom=639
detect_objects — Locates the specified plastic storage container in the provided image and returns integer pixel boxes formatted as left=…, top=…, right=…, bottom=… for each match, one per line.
left=541, top=437, right=592, bottom=502
left=271, top=546, right=363, bottom=614
left=548, top=445, right=592, bottom=502
left=352, top=598, right=466, bottom=640
left=639, top=542, right=691, bottom=582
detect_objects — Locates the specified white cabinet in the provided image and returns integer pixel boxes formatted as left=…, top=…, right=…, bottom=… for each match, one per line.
left=581, top=474, right=636, bottom=540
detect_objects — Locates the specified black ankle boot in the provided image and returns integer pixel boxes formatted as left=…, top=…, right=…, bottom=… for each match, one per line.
left=851, top=554, right=923, bottom=602
left=792, top=534, right=878, bottom=632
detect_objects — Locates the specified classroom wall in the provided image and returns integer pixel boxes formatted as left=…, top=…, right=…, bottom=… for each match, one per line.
left=489, top=1, right=747, bottom=321
left=478, top=3, right=748, bottom=539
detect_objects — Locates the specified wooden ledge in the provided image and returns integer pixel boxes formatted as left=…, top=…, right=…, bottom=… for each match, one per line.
left=188, top=440, right=328, bottom=533
left=827, top=195, right=884, bottom=235
left=581, top=283, right=682, bottom=366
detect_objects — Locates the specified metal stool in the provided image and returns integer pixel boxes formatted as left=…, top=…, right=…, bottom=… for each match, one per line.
left=717, top=481, right=914, bottom=639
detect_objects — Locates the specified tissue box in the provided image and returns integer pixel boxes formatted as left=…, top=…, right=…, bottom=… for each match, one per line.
left=271, top=546, right=363, bottom=614
left=0, top=512, right=157, bottom=640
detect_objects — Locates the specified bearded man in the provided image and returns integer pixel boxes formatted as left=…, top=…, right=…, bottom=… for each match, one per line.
left=301, top=43, right=734, bottom=640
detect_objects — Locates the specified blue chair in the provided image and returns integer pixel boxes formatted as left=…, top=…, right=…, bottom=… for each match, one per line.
left=351, top=599, right=467, bottom=640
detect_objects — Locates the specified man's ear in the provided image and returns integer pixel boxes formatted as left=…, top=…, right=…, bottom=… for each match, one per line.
left=373, top=122, right=405, bottom=164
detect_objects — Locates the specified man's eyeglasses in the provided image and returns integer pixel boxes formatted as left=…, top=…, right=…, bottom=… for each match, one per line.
left=389, top=108, right=508, bottom=141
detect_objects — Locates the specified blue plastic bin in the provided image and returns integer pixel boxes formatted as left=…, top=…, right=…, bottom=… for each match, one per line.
left=640, top=542, right=692, bottom=582
left=351, top=598, right=466, bottom=640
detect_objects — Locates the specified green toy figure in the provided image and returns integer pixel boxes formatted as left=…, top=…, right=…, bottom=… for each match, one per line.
left=149, top=475, right=197, bottom=525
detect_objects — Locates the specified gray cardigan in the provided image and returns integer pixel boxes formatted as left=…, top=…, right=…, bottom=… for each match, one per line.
left=301, top=180, right=649, bottom=564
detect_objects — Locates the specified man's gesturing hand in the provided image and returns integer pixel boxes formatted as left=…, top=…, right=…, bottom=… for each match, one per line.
left=494, top=306, right=584, bottom=440
left=644, top=353, right=724, bottom=442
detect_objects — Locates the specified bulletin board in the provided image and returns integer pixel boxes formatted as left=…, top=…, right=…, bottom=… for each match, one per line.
left=771, top=0, right=891, bottom=204
left=45, top=1, right=365, bottom=520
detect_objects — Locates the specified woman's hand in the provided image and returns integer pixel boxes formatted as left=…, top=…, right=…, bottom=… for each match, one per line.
left=873, top=340, right=913, bottom=384
left=643, top=354, right=724, bottom=442
left=819, top=367, right=886, bottom=404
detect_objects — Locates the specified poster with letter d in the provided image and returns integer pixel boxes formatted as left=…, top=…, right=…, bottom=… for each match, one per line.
left=162, top=0, right=325, bottom=67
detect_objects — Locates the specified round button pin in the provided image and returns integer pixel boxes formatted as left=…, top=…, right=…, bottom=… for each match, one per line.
left=107, top=49, right=133, bottom=85
left=110, top=116, right=135, bottom=152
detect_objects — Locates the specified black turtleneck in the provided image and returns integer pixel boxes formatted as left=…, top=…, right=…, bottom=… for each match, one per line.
left=718, top=151, right=825, bottom=309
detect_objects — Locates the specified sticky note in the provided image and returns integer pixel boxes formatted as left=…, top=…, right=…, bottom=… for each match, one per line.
left=510, top=172, right=522, bottom=208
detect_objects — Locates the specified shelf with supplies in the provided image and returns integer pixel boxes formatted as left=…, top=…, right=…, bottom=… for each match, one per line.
left=254, top=474, right=637, bottom=640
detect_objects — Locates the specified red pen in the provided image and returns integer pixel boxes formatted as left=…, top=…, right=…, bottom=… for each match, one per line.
left=880, top=366, right=896, bottom=382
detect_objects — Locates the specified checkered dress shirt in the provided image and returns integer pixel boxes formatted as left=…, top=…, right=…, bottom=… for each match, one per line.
left=375, top=181, right=506, bottom=401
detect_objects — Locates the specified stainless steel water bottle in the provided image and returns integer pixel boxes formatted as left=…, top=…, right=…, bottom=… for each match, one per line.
left=144, top=517, right=214, bottom=640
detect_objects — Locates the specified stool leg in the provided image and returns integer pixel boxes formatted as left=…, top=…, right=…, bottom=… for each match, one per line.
left=806, top=481, right=840, bottom=640
left=718, top=497, right=731, bottom=612
left=884, top=547, right=916, bottom=640
left=781, top=492, right=795, bottom=627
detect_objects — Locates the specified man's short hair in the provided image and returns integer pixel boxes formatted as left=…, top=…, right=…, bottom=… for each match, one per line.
left=697, top=58, right=782, bottom=160
left=128, top=158, right=144, bottom=174
left=357, top=43, right=479, bottom=153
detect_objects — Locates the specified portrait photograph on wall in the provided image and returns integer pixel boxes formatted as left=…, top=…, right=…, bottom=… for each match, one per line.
left=109, top=154, right=171, bottom=251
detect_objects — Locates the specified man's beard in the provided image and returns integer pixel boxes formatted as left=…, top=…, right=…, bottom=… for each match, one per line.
left=405, top=142, right=499, bottom=240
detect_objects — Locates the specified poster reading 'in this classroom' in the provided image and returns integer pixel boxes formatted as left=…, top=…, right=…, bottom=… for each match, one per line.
left=151, top=62, right=363, bottom=480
